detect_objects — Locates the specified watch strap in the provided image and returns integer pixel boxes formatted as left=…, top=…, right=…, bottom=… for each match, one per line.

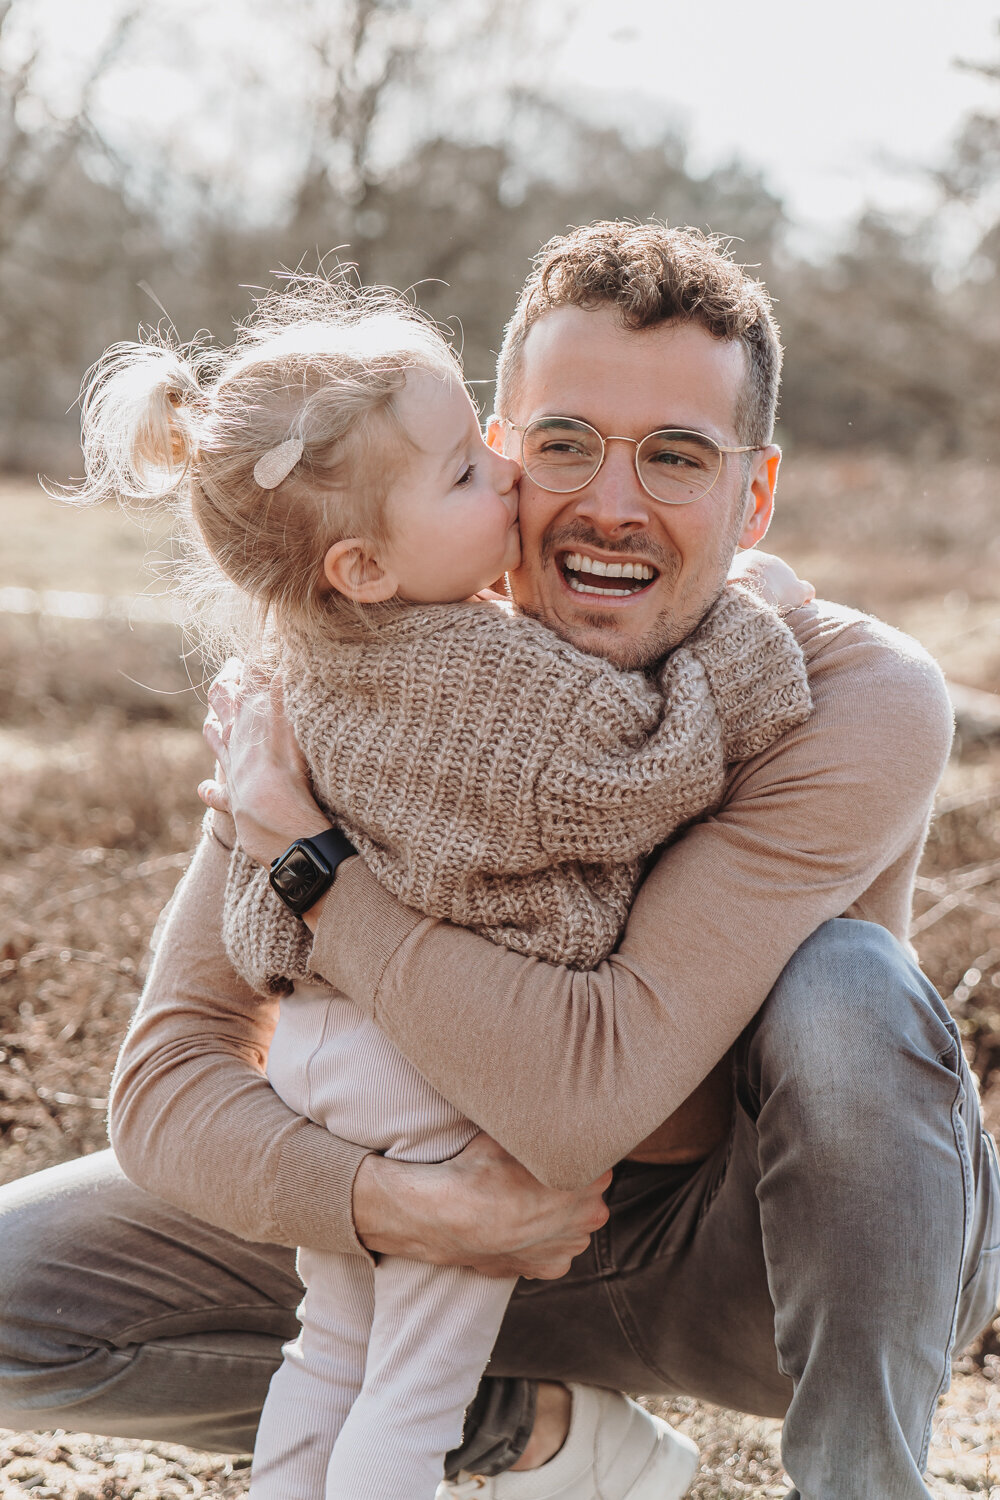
left=302, top=826, right=357, bottom=875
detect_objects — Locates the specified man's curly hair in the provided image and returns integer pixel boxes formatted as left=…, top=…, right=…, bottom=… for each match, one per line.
left=495, top=220, right=783, bottom=446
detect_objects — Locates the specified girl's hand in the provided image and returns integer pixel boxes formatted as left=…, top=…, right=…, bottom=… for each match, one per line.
left=199, top=660, right=329, bottom=867
left=729, top=548, right=815, bottom=613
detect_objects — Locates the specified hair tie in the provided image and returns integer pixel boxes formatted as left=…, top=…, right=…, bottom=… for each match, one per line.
left=254, top=437, right=304, bottom=489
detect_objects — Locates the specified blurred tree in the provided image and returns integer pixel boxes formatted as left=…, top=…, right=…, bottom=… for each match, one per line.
left=277, top=67, right=787, bottom=388
left=779, top=23, right=1000, bottom=458
left=0, top=2, right=170, bottom=469
left=778, top=215, right=967, bottom=455
left=4, top=0, right=993, bottom=469
left=937, top=31, right=1000, bottom=452
left=0, top=0, right=789, bottom=464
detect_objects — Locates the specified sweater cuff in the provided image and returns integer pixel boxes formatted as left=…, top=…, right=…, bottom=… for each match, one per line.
left=307, top=856, right=427, bottom=1020
left=204, top=808, right=236, bottom=852
left=687, top=585, right=813, bottom=761
left=272, top=1127, right=375, bottom=1258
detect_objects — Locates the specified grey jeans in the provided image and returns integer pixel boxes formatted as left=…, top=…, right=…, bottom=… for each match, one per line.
left=0, top=920, right=998, bottom=1499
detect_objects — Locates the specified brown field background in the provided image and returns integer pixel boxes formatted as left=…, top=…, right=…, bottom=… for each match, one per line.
left=1, top=454, right=999, bottom=1495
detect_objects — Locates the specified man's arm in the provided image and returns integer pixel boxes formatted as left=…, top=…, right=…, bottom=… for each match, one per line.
left=109, top=824, right=608, bottom=1270
left=116, top=606, right=950, bottom=1238
left=108, top=827, right=370, bottom=1254
left=300, top=606, right=953, bottom=1189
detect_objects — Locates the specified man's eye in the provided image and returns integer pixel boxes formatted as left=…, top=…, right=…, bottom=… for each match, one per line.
left=648, top=448, right=702, bottom=470
left=456, top=463, right=476, bottom=486
left=539, top=440, right=586, bottom=456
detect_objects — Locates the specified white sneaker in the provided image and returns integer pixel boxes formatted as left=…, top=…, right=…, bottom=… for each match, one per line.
left=436, top=1383, right=698, bottom=1499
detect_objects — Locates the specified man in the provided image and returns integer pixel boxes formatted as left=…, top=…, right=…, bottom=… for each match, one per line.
left=0, top=221, right=996, bottom=1500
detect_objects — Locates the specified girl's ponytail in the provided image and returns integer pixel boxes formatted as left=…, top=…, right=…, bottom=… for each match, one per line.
left=76, top=341, right=202, bottom=508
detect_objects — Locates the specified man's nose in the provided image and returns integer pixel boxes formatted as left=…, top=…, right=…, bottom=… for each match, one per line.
left=571, top=443, right=653, bottom=535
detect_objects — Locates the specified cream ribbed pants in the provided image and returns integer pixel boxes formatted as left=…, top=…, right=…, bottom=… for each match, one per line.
left=249, top=983, right=515, bottom=1500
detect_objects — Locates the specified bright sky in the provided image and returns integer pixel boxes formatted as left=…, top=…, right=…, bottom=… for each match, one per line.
left=15, top=0, right=1000, bottom=251
left=557, top=0, right=1000, bottom=249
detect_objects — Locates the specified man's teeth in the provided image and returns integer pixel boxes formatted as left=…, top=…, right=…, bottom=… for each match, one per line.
left=563, top=553, right=655, bottom=581
left=562, top=552, right=655, bottom=596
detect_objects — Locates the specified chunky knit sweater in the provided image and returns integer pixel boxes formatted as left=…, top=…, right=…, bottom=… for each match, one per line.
left=223, top=585, right=811, bottom=989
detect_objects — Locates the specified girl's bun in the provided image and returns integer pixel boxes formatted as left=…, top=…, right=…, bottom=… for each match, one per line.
left=76, top=340, right=203, bottom=508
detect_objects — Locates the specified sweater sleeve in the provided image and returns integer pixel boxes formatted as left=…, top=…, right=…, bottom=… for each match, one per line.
left=223, top=845, right=316, bottom=994
left=307, top=606, right=954, bottom=1190
left=108, top=824, right=373, bottom=1256
left=536, top=586, right=812, bottom=864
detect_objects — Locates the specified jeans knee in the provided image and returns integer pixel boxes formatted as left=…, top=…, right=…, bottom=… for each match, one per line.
left=0, top=1182, right=71, bottom=1374
left=746, top=919, right=960, bottom=1126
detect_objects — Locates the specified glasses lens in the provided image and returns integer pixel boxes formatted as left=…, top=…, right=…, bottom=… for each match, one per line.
left=636, top=430, right=722, bottom=505
left=521, top=418, right=603, bottom=493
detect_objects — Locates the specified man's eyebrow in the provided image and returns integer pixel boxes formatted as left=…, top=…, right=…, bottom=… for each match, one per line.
left=530, top=413, right=726, bottom=442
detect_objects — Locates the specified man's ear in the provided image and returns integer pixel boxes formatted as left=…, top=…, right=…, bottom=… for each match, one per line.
left=738, top=445, right=780, bottom=548
left=486, top=415, right=506, bottom=453
left=323, top=539, right=398, bottom=603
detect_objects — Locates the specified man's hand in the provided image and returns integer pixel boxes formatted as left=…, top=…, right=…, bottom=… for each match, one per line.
left=199, top=659, right=329, bottom=868
left=352, top=1133, right=611, bottom=1279
left=729, top=548, right=815, bottom=613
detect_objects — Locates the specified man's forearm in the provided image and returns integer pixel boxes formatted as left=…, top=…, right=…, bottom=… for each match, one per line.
left=626, top=1057, right=733, bottom=1164
left=108, top=829, right=372, bottom=1256
left=111, top=829, right=607, bottom=1273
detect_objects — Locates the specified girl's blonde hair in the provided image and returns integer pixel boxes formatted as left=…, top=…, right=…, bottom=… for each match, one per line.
left=75, top=275, right=465, bottom=658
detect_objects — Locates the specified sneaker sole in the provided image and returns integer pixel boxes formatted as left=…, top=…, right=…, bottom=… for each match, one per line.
left=621, top=1415, right=698, bottom=1500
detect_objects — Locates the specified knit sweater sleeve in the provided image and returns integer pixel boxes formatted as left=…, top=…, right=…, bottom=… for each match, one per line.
left=223, top=845, right=315, bottom=995
left=536, top=586, right=812, bottom=864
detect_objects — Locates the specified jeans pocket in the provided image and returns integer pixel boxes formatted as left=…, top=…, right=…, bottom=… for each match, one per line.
left=955, top=1243, right=1000, bottom=1352
left=954, top=1131, right=1000, bottom=1352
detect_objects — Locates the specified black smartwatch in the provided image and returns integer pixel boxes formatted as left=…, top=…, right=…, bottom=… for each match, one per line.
left=268, top=827, right=357, bottom=918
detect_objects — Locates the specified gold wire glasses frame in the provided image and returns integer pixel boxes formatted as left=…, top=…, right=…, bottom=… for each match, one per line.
left=506, top=417, right=765, bottom=506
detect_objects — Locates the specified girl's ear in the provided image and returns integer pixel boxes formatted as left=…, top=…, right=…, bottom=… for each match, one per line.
left=323, top=539, right=399, bottom=603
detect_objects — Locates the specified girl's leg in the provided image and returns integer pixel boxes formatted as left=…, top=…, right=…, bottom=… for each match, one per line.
left=325, top=1257, right=516, bottom=1500
left=249, top=1246, right=375, bottom=1500
left=269, top=992, right=511, bottom=1499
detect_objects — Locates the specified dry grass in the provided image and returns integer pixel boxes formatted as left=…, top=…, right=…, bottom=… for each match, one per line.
left=2, top=454, right=1000, bottom=1494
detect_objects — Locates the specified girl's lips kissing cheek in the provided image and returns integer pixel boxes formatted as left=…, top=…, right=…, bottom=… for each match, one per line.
left=557, top=552, right=659, bottom=600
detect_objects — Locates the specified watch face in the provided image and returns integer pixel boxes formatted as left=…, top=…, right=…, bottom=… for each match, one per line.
left=271, top=845, right=324, bottom=907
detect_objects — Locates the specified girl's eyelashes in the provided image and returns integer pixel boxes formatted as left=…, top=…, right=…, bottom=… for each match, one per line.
left=455, top=463, right=476, bottom=487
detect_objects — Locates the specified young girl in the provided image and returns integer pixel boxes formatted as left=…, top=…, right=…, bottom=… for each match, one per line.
left=79, top=278, right=812, bottom=1500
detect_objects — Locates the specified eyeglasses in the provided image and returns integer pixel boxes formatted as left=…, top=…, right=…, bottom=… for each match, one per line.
left=507, top=417, right=765, bottom=506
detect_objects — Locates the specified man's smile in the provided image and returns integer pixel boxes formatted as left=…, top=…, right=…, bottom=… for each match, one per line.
left=557, top=551, right=659, bottom=600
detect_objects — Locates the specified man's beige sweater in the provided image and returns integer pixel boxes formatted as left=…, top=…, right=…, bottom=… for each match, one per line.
left=110, top=602, right=954, bottom=1257
left=223, top=587, right=811, bottom=989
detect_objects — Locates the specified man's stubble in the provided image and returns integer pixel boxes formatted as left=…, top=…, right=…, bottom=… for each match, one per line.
left=513, top=507, right=746, bottom=673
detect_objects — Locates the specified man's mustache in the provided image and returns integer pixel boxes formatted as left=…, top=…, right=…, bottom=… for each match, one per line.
left=539, top=524, right=676, bottom=576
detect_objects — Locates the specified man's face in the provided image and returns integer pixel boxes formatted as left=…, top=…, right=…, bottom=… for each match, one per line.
left=493, top=305, right=779, bottom=669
